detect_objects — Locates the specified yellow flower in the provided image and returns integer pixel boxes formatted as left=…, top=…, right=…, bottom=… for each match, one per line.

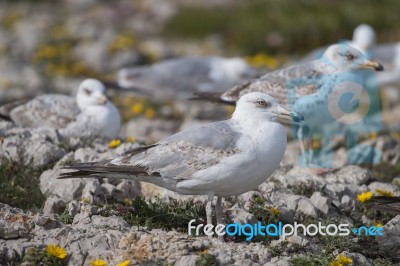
left=131, top=103, right=144, bottom=114
left=270, top=207, right=280, bottom=216
left=245, top=53, right=278, bottom=69
left=373, top=221, right=383, bottom=228
left=126, top=137, right=136, bottom=143
left=91, top=259, right=107, bottom=266
left=145, top=108, right=157, bottom=119
left=116, top=260, right=130, bottom=266
left=312, top=139, right=322, bottom=149
left=198, top=249, right=208, bottom=255
left=329, top=254, right=353, bottom=266
left=108, top=139, right=121, bottom=149
left=356, top=191, right=373, bottom=203
left=375, top=189, right=394, bottom=197
left=45, top=245, right=67, bottom=259
left=108, top=34, right=136, bottom=53
left=368, top=132, right=378, bottom=139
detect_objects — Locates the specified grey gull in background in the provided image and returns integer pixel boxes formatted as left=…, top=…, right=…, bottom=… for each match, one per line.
left=0, top=79, right=121, bottom=139
left=115, top=56, right=261, bottom=101
left=59, top=92, right=303, bottom=239
left=196, top=44, right=384, bottom=166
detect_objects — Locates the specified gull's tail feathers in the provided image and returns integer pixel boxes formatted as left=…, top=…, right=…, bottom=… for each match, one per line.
left=366, top=196, right=400, bottom=214
left=59, top=145, right=160, bottom=180
left=189, top=92, right=236, bottom=106
left=100, top=79, right=145, bottom=95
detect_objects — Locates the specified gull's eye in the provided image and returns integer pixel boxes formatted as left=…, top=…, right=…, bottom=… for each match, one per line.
left=345, top=52, right=354, bottom=60
left=83, top=88, right=92, bottom=95
left=256, top=99, right=269, bottom=108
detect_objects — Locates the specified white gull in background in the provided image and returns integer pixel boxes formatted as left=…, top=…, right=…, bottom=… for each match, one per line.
left=197, top=44, right=384, bottom=165
left=0, top=79, right=121, bottom=139
left=59, top=92, right=303, bottom=237
left=116, top=56, right=260, bottom=101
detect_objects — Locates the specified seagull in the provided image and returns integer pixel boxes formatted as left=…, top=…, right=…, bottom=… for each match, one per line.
left=59, top=92, right=304, bottom=236
left=366, top=196, right=400, bottom=214
left=114, top=56, right=260, bottom=101
left=195, top=44, right=384, bottom=166
left=0, top=79, right=121, bottom=139
left=302, top=24, right=400, bottom=88
left=300, top=24, right=376, bottom=62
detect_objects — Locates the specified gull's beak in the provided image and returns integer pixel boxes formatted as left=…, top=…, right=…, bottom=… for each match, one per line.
left=96, top=95, right=107, bottom=105
left=360, top=60, right=384, bottom=71
left=276, top=107, right=304, bottom=123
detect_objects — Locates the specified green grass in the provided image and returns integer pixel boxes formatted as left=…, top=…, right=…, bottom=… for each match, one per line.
left=291, top=254, right=332, bottom=266
left=97, top=197, right=206, bottom=232
left=0, top=158, right=47, bottom=211
left=163, top=0, right=400, bottom=55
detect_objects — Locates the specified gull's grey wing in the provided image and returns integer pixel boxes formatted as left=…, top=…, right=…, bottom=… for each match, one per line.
left=119, top=57, right=218, bottom=99
left=221, top=61, right=323, bottom=108
left=9, top=94, right=79, bottom=128
left=61, top=120, right=241, bottom=181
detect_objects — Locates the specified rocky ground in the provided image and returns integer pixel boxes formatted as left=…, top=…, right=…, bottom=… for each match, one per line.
left=0, top=118, right=400, bottom=265
left=1, top=0, right=400, bottom=265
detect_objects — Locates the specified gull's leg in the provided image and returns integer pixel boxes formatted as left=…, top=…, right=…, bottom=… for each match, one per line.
left=297, top=126, right=308, bottom=165
left=206, top=192, right=214, bottom=226
left=215, top=196, right=225, bottom=242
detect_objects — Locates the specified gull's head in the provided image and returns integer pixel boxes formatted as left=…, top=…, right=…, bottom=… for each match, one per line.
left=352, top=24, right=376, bottom=52
left=76, top=79, right=108, bottom=110
left=323, top=44, right=383, bottom=72
left=233, top=92, right=304, bottom=124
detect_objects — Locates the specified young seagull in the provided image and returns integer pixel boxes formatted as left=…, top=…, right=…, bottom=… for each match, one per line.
left=59, top=92, right=303, bottom=234
left=0, top=79, right=121, bottom=139
left=196, top=44, right=384, bottom=165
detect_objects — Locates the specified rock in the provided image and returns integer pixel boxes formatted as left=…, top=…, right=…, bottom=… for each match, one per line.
left=0, top=203, right=35, bottom=239
left=325, top=165, right=371, bottom=185
left=265, top=256, right=292, bottom=266
left=115, top=180, right=142, bottom=201
left=340, top=251, right=372, bottom=266
left=121, top=117, right=180, bottom=142
left=35, top=215, right=62, bottom=230
left=42, top=194, right=66, bottom=217
left=286, top=235, right=309, bottom=246
left=1, top=128, right=66, bottom=167
left=296, top=198, right=317, bottom=217
left=40, top=167, right=86, bottom=202
left=284, top=194, right=304, bottom=211
left=81, top=179, right=104, bottom=204
left=67, top=200, right=81, bottom=217
left=310, top=192, right=330, bottom=215
left=368, top=182, right=399, bottom=195
left=72, top=203, right=98, bottom=225
left=175, top=254, right=200, bottom=266
left=229, top=204, right=258, bottom=225
left=376, top=215, right=400, bottom=255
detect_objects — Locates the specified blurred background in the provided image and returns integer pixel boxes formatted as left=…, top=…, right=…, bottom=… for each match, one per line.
left=0, top=0, right=399, bottom=127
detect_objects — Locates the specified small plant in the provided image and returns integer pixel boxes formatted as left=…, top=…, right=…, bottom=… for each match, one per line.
left=288, top=181, right=318, bottom=197
left=55, top=209, right=73, bottom=224
left=291, top=254, right=332, bottom=266
left=0, top=158, right=47, bottom=210
left=195, top=252, right=217, bottom=266
left=23, top=245, right=67, bottom=266
left=98, top=197, right=206, bottom=232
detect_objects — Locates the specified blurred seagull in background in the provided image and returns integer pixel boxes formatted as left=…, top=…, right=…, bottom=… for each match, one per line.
left=196, top=44, right=384, bottom=165
left=113, top=56, right=261, bottom=101
left=0, top=79, right=121, bottom=139
left=302, top=24, right=400, bottom=88
left=59, top=92, right=303, bottom=240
